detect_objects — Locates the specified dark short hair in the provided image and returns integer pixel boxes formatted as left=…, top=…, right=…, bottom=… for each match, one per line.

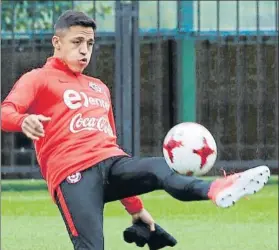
left=54, top=10, right=97, bottom=33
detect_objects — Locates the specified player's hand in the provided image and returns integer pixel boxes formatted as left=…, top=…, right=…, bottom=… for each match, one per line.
left=21, top=114, right=51, bottom=140
left=131, top=208, right=155, bottom=231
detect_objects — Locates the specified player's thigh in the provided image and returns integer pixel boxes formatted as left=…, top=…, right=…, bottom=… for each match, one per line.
left=104, top=156, right=173, bottom=202
left=55, top=166, right=105, bottom=250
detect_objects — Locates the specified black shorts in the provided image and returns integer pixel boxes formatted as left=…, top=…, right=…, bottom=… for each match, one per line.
left=55, top=156, right=209, bottom=250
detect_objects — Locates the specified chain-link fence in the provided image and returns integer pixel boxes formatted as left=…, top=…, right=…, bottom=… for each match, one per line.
left=1, top=1, right=278, bottom=177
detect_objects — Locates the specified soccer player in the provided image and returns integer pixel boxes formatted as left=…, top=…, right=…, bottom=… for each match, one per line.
left=1, top=10, right=270, bottom=250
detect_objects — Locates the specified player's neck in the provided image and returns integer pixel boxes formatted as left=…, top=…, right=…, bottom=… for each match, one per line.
left=53, top=51, right=62, bottom=59
left=51, top=52, right=68, bottom=69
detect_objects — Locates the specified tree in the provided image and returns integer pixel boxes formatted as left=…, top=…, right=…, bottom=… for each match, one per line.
left=1, top=1, right=113, bottom=34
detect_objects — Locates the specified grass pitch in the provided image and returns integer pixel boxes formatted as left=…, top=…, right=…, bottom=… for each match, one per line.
left=2, top=177, right=278, bottom=250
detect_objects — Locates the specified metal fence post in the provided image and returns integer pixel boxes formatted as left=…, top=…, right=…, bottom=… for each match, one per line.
left=115, top=0, right=123, bottom=145
left=177, top=0, right=196, bottom=123
left=114, top=1, right=140, bottom=156
left=131, top=1, right=140, bottom=157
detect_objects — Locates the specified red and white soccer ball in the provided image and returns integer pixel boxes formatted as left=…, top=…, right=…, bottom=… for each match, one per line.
left=163, top=122, right=217, bottom=176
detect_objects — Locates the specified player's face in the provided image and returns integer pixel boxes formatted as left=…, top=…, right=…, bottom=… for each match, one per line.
left=54, top=25, right=95, bottom=73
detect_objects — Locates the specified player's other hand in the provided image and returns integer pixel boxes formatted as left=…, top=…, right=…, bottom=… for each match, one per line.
left=21, top=114, right=51, bottom=140
left=131, top=208, right=155, bottom=231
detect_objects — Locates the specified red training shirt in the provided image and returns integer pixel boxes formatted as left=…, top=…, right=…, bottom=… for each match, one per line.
left=1, top=57, right=143, bottom=214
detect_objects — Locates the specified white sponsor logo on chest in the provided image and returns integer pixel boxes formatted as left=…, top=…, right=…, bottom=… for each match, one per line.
left=62, top=89, right=113, bottom=135
left=63, top=89, right=110, bottom=111
left=69, top=113, right=113, bottom=135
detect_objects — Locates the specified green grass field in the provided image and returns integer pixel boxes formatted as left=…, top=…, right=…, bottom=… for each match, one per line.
left=2, top=177, right=278, bottom=250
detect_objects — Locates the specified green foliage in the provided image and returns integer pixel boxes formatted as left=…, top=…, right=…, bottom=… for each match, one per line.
left=1, top=1, right=113, bottom=33
left=1, top=1, right=179, bottom=35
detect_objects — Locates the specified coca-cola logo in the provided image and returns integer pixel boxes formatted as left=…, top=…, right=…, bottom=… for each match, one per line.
left=69, top=113, right=113, bottom=136
left=63, top=89, right=110, bottom=111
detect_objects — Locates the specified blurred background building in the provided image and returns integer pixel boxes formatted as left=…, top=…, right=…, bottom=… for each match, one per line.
left=1, top=1, right=278, bottom=178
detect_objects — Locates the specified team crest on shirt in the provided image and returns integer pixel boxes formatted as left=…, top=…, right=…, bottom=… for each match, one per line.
left=66, top=172, right=82, bottom=184
left=89, top=82, right=102, bottom=93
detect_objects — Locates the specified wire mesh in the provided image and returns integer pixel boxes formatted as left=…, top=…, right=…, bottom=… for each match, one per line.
left=195, top=1, right=278, bottom=172
left=1, top=1, right=278, bottom=175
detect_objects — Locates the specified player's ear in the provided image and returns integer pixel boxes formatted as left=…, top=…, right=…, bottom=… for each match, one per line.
left=52, top=36, right=61, bottom=50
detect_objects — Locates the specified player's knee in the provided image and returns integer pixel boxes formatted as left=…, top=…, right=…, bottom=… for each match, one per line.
left=162, top=172, right=201, bottom=201
left=144, top=172, right=163, bottom=189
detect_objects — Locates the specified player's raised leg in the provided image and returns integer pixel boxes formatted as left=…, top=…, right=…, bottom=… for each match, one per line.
left=104, top=156, right=270, bottom=208
left=55, top=166, right=105, bottom=250
left=105, top=156, right=211, bottom=202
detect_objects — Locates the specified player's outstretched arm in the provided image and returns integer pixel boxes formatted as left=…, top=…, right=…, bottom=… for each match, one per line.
left=1, top=69, right=50, bottom=140
left=21, top=114, right=51, bottom=140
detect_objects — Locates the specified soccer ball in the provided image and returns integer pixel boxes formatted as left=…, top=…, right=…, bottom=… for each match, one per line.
left=163, top=122, right=217, bottom=176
